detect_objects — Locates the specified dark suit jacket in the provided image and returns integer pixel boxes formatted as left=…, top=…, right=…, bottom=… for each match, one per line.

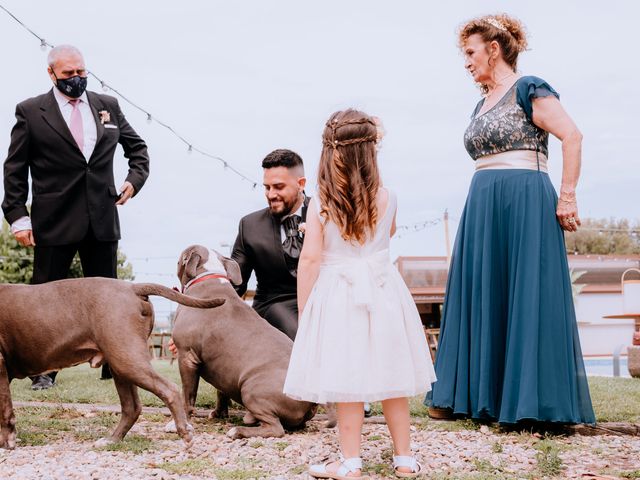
left=2, top=89, right=149, bottom=246
left=231, top=207, right=297, bottom=312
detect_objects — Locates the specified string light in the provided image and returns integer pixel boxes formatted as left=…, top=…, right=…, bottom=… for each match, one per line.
left=397, top=217, right=442, bottom=233
left=0, top=3, right=258, bottom=188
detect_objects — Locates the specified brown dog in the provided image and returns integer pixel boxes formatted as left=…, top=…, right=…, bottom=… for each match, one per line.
left=0, top=278, right=224, bottom=449
left=170, top=245, right=317, bottom=439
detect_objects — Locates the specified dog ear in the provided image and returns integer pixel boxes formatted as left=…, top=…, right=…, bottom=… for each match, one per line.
left=184, top=251, right=201, bottom=280
left=220, top=256, right=242, bottom=286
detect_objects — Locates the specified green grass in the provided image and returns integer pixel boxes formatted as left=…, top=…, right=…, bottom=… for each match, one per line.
left=364, top=462, right=395, bottom=477
left=620, top=471, right=640, bottom=479
left=159, top=459, right=216, bottom=475
left=100, top=434, right=155, bottom=454
left=10, top=360, right=218, bottom=408
left=10, top=361, right=640, bottom=425
left=15, top=406, right=118, bottom=446
left=533, top=438, right=564, bottom=478
left=588, top=376, right=640, bottom=423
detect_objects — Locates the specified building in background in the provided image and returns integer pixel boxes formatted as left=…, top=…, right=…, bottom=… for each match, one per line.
left=395, top=255, right=640, bottom=357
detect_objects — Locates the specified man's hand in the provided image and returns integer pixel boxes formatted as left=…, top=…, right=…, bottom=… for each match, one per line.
left=168, top=338, right=178, bottom=357
left=116, top=181, right=135, bottom=206
left=14, top=229, right=35, bottom=247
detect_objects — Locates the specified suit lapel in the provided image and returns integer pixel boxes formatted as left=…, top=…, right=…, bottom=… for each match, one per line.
left=269, top=212, right=290, bottom=273
left=39, top=90, right=83, bottom=156
left=86, top=91, right=105, bottom=149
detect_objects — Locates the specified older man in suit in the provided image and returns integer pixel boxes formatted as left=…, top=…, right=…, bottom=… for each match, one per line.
left=232, top=149, right=308, bottom=340
left=2, top=45, right=150, bottom=389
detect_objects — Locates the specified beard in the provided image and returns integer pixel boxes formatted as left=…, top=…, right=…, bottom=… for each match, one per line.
left=269, top=195, right=299, bottom=220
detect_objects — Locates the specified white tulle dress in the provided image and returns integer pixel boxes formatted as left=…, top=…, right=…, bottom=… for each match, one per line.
left=283, top=188, right=436, bottom=403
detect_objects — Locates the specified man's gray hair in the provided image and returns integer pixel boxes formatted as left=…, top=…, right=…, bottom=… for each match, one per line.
left=47, top=45, right=84, bottom=68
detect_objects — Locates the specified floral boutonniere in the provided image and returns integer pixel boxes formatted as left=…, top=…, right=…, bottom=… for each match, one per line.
left=98, top=110, right=111, bottom=125
left=298, top=222, right=306, bottom=237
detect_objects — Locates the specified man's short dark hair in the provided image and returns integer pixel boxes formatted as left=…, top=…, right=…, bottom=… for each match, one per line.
left=262, top=149, right=304, bottom=170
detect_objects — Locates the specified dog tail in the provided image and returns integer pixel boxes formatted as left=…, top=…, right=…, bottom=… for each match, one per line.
left=133, top=283, right=225, bottom=309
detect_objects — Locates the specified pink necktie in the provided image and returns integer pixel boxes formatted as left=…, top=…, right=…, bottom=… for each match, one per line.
left=69, top=99, right=84, bottom=152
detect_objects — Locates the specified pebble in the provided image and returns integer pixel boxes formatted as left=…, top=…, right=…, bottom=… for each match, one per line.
left=1, top=418, right=639, bottom=479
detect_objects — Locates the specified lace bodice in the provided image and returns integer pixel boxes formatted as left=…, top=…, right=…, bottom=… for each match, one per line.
left=463, top=76, right=559, bottom=160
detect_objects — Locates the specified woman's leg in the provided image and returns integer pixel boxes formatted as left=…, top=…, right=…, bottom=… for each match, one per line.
left=381, top=397, right=413, bottom=473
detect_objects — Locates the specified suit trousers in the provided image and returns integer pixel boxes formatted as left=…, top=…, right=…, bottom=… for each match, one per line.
left=31, top=225, right=117, bottom=382
left=255, top=298, right=298, bottom=341
left=32, top=226, right=118, bottom=284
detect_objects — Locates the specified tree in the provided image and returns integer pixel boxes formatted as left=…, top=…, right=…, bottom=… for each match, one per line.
left=0, top=222, right=135, bottom=284
left=565, top=218, right=640, bottom=255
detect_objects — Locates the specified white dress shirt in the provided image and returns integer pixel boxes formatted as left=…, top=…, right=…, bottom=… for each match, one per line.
left=11, top=87, right=98, bottom=234
left=280, top=204, right=303, bottom=243
left=52, top=87, right=98, bottom=160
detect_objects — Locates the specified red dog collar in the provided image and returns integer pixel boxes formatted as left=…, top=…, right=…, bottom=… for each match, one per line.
left=182, top=273, right=229, bottom=293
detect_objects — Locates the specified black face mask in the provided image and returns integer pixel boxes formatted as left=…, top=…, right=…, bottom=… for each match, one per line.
left=54, top=74, right=87, bottom=98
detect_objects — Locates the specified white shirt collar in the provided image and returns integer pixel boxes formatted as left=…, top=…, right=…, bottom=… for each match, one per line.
left=52, top=86, right=89, bottom=107
left=282, top=203, right=303, bottom=222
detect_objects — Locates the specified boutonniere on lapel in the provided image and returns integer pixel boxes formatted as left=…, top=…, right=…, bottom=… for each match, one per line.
left=98, top=110, right=111, bottom=125
left=298, top=222, right=306, bottom=238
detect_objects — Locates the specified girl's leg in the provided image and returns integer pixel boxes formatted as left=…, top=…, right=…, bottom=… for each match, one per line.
left=337, top=402, right=365, bottom=459
left=381, top=397, right=413, bottom=473
left=319, top=402, right=364, bottom=477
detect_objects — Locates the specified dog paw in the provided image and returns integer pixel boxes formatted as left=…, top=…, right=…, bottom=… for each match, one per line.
left=0, top=440, right=15, bottom=450
left=165, top=420, right=194, bottom=434
left=94, top=437, right=115, bottom=448
left=182, top=430, right=194, bottom=449
left=210, top=409, right=229, bottom=419
left=243, top=412, right=258, bottom=425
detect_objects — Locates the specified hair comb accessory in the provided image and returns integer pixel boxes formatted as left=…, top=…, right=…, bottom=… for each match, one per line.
left=485, top=17, right=507, bottom=31
left=323, top=134, right=378, bottom=148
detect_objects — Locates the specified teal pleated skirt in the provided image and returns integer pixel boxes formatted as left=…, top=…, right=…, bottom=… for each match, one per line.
left=426, top=169, right=595, bottom=424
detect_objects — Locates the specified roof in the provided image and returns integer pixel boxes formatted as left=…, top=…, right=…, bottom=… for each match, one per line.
left=394, top=254, right=640, bottom=297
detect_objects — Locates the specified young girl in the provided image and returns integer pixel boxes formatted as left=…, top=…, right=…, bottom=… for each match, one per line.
left=283, top=109, right=436, bottom=479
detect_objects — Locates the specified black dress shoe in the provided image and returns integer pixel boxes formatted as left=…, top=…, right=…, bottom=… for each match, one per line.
left=99, top=364, right=113, bottom=380
left=30, top=374, right=54, bottom=390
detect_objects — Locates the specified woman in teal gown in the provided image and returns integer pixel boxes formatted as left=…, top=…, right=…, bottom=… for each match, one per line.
left=426, top=14, right=595, bottom=424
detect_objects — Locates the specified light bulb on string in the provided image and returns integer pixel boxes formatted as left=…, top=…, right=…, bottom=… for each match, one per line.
left=40, top=39, right=47, bottom=51
left=101, top=81, right=109, bottom=92
left=187, top=145, right=193, bottom=154
left=223, top=162, right=228, bottom=170
left=146, top=113, right=152, bottom=124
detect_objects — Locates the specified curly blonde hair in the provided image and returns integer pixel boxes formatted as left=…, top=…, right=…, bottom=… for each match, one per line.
left=458, top=14, right=528, bottom=90
left=318, top=109, right=380, bottom=244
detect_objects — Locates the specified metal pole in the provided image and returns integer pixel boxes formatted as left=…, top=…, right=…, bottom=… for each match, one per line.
left=444, top=209, right=451, bottom=264
left=613, top=344, right=625, bottom=377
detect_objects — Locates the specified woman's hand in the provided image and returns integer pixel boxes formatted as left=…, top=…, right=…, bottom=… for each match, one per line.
left=556, top=191, right=581, bottom=232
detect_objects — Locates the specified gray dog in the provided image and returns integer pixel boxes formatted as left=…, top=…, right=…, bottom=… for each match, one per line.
left=170, top=245, right=317, bottom=439
left=0, top=278, right=224, bottom=449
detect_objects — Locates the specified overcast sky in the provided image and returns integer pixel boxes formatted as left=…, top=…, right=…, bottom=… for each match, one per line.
left=1, top=0, right=638, bottom=319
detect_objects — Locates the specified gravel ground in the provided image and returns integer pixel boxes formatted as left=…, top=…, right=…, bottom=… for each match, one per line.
left=1, top=410, right=639, bottom=479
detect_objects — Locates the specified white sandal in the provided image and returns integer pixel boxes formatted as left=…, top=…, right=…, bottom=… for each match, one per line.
left=309, top=456, right=369, bottom=479
left=392, top=455, right=422, bottom=478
